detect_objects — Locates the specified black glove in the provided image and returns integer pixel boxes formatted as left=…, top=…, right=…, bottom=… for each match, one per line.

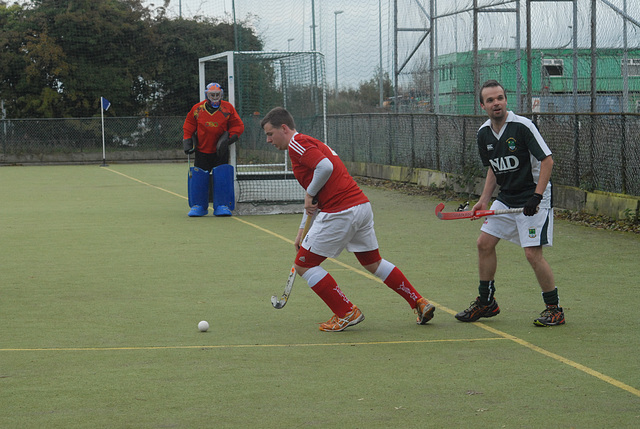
left=183, top=138, right=195, bottom=154
left=216, top=131, right=230, bottom=161
left=523, top=193, right=542, bottom=216
left=183, top=133, right=197, bottom=154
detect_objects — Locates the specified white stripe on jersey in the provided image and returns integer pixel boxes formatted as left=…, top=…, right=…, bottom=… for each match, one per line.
left=289, top=134, right=305, bottom=157
left=479, top=112, right=551, bottom=157
left=506, top=112, right=552, bottom=156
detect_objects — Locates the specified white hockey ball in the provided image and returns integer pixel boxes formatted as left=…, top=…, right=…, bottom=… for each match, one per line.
left=198, top=320, right=209, bottom=332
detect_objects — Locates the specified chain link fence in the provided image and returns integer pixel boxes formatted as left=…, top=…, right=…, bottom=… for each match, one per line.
left=1, top=113, right=639, bottom=197
left=0, top=117, right=184, bottom=163
left=326, top=112, right=640, bottom=197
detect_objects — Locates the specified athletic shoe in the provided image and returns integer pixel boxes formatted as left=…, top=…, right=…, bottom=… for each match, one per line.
left=533, top=305, right=565, bottom=327
left=319, top=305, right=364, bottom=332
left=188, top=205, right=208, bottom=217
left=415, top=297, right=435, bottom=325
left=213, top=205, right=232, bottom=216
left=455, top=297, right=500, bottom=322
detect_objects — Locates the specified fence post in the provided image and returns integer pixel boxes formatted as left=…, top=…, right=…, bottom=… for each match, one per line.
left=435, top=114, right=440, bottom=171
left=1, top=119, right=5, bottom=157
left=462, top=116, right=467, bottom=172
left=574, top=114, right=580, bottom=187
left=368, top=114, right=374, bottom=164
left=410, top=114, right=415, bottom=168
left=351, top=114, right=356, bottom=162
left=622, top=113, right=627, bottom=193
left=589, top=114, right=596, bottom=190
left=387, top=114, right=393, bottom=165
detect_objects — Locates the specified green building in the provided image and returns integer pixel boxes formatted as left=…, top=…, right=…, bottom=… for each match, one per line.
left=436, top=48, right=640, bottom=114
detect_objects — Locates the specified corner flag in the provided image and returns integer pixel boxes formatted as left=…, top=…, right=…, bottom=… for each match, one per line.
left=101, top=97, right=111, bottom=111
left=100, top=97, right=111, bottom=167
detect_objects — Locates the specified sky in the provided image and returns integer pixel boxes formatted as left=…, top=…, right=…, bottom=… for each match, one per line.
left=144, top=0, right=640, bottom=89
left=147, top=0, right=397, bottom=88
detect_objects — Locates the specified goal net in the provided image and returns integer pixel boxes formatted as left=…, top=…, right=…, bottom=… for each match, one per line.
left=198, top=51, right=327, bottom=214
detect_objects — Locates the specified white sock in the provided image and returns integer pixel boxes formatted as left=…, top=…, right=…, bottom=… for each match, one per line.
left=373, top=259, right=395, bottom=282
left=301, top=266, right=328, bottom=288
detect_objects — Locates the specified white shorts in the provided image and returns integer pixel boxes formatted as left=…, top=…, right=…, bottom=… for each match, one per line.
left=480, top=200, right=553, bottom=248
left=301, top=202, right=379, bottom=258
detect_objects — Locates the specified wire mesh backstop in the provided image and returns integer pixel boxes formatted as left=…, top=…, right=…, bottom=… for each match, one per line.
left=2, top=112, right=639, bottom=197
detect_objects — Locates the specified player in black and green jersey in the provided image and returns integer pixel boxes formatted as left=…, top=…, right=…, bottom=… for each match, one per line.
left=455, top=80, right=565, bottom=327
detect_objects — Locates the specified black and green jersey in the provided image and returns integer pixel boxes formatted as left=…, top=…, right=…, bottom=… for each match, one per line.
left=477, top=111, right=552, bottom=207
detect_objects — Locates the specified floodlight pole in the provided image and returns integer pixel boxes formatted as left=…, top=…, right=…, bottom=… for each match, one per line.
left=232, top=0, right=238, bottom=51
left=378, top=0, right=384, bottom=107
left=334, top=10, right=343, bottom=98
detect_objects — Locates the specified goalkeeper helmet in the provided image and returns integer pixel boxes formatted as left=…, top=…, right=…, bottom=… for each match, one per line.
left=205, top=82, right=224, bottom=108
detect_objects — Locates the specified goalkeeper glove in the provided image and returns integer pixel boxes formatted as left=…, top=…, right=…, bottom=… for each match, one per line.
left=183, top=133, right=197, bottom=154
left=216, top=132, right=238, bottom=160
left=183, top=139, right=195, bottom=154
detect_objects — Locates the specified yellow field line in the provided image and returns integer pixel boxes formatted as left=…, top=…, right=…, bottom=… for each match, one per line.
left=233, top=216, right=381, bottom=281
left=100, top=166, right=640, bottom=398
left=478, top=324, right=640, bottom=397
left=429, top=301, right=640, bottom=397
left=1, top=337, right=508, bottom=352
left=102, top=167, right=187, bottom=200
left=232, top=216, right=295, bottom=244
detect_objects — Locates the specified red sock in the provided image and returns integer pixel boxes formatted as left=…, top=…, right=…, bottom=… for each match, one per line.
left=311, top=273, right=352, bottom=317
left=384, top=267, right=421, bottom=308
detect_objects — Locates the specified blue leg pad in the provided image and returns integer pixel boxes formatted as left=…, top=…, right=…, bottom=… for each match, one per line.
left=187, top=167, right=196, bottom=208
left=213, top=164, right=235, bottom=216
left=188, top=167, right=210, bottom=217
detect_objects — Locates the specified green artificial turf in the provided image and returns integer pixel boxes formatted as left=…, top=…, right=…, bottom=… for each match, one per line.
left=1, top=163, right=638, bottom=428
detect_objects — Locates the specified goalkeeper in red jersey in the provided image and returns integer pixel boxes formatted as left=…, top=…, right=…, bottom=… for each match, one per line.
left=261, top=107, right=435, bottom=332
left=183, top=83, right=244, bottom=217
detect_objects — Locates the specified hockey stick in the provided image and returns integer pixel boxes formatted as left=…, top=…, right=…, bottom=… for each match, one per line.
left=434, top=202, right=525, bottom=220
left=271, top=213, right=314, bottom=309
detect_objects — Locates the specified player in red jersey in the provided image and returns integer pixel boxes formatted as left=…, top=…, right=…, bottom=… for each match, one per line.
left=261, top=107, right=435, bottom=331
left=183, top=83, right=244, bottom=170
left=183, top=83, right=244, bottom=216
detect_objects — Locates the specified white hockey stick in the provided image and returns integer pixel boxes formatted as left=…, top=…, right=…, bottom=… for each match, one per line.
left=271, top=213, right=314, bottom=309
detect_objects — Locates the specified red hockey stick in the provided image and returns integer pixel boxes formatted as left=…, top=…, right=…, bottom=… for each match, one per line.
left=434, top=202, right=524, bottom=220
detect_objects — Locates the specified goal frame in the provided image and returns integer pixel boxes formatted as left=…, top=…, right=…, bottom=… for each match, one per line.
left=198, top=50, right=327, bottom=214
left=198, top=51, right=328, bottom=164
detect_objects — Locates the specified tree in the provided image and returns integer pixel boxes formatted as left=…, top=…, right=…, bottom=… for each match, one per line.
left=0, top=0, right=262, bottom=118
left=0, top=3, right=65, bottom=117
left=357, top=69, right=393, bottom=107
left=150, top=17, right=262, bottom=116
left=328, top=68, right=393, bottom=114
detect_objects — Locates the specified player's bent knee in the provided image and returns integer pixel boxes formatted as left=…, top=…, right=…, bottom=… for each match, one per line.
left=294, top=265, right=309, bottom=276
left=295, top=246, right=327, bottom=268
left=355, top=249, right=381, bottom=266
left=477, top=233, right=498, bottom=252
left=523, top=246, right=544, bottom=264
left=300, top=265, right=329, bottom=288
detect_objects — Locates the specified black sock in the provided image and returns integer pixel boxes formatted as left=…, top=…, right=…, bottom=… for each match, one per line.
left=542, top=288, right=559, bottom=306
left=478, top=280, right=495, bottom=305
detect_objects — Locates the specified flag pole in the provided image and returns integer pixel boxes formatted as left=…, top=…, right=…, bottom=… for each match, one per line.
left=100, top=96, right=108, bottom=167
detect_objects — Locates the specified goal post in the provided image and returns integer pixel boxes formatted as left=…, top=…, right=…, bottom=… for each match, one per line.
left=198, top=51, right=327, bottom=214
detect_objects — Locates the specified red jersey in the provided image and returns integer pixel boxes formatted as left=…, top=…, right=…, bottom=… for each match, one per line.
left=288, top=132, right=369, bottom=213
left=183, top=100, right=244, bottom=154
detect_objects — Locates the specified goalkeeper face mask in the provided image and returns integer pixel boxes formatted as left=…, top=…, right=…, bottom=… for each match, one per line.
left=205, top=83, right=223, bottom=108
